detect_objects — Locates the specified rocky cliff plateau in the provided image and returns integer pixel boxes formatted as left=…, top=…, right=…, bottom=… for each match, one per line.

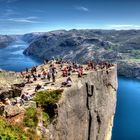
left=0, top=62, right=117, bottom=140
left=47, top=65, right=117, bottom=140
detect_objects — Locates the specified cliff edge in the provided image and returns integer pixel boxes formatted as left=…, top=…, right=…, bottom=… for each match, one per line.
left=0, top=63, right=117, bottom=140
left=46, top=65, right=118, bottom=140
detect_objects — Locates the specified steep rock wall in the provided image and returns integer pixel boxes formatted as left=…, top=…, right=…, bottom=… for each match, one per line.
left=47, top=66, right=118, bottom=140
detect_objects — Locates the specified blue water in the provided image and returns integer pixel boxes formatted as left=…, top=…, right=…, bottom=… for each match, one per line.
left=0, top=40, right=140, bottom=139
left=0, top=40, right=43, bottom=72
left=112, top=77, right=140, bottom=140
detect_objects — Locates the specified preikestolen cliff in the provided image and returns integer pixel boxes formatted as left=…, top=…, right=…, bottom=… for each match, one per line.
left=0, top=0, right=140, bottom=140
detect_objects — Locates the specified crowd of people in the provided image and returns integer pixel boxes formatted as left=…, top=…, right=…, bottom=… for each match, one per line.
left=1, top=58, right=114, bottom=107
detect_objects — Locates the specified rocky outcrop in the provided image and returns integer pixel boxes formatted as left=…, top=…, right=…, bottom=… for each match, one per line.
left=3, top=105, right=22, bottom=117
left=0, top=84, right=23, bottom=101
left=0, top=62, right=117, bottom=140
left=23, top=29, right=140, bottom=79
left=118, top=60, right=140, bottom=79
left=46, top=65, right=118, bottom=140
left=0, top=70, right=23, bottom=88
left=0, top=70, right=24, bottom=100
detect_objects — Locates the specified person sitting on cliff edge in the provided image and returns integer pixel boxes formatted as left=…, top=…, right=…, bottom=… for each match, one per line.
left=61, top=77, right=72, bottom=87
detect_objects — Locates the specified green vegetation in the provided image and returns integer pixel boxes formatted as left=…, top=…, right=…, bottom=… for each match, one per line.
left=23, top=107, right=38, bottom=128
left=129, top=58, right=140, bottom=62
left=34, top=89, right=63, bottom=124
left=0, top=117, right=27, bottom=140
left=34, top=89, right=63, bottom=107
left=0, top=90, right=63, bottom=140
left=42, top=112, right=50, bottom=127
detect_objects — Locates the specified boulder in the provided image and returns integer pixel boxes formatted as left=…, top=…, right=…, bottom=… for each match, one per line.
left=23, top=101, right=37, bottom=109
left=11, top=86, right=22, bottom=97
left=4, top=105, right=22, bottom=117
left=0, top=89, right=13, bottom=101
left=0, top=85, right=22, bottom=101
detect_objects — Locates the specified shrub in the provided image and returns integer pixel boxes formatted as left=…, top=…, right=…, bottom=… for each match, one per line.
left=0, top=117, right=27, bottom=140
left=23, top=107, right=38, bottom=128
left=34, top=89, right=62, bottom=123
left=42, top=112, right=50, bottom=127
left=34, top=89, right=63, bottom=107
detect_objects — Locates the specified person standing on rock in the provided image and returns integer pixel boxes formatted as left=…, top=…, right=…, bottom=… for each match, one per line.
left=47, top=67, right=51, bottom=81
left=51, top=64, right=57, bottom=83
left=25, top=68, right=28, bottom=74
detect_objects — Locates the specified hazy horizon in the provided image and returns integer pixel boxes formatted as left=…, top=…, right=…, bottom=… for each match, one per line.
left=2, top=28, right=140, bottom=35
left=1, top=0, right=140, bottom=34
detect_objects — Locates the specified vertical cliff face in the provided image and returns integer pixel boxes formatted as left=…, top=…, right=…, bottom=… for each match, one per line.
left=47, top=66, right=118, bottom=140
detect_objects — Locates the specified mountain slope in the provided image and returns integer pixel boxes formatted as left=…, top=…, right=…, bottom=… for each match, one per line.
left=23, top=29, right=140, bottom=78
left=0, top=35, right=16, bottom=48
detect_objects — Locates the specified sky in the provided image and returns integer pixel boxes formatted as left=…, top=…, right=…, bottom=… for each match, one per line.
left=0, top=0, right=140, bottom=34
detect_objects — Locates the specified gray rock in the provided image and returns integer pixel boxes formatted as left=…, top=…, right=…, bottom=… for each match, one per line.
left=117, top=60, right=140, bottom=79
left=0, top=89, right=13, bottom=100
left=23, top=101, right=37, bottom=109
left=46, top=65, right=118, bottom=140
left=0, top=86, right=22, bottom=101
left=4, top=105, right=22, bottom=117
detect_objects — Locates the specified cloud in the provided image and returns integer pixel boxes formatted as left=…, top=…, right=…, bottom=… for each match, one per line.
left=7, top=17, right=40, bottom=23
left=105, top=24, right=140, bottom=30
left=75, top=6, right=89, bottom=12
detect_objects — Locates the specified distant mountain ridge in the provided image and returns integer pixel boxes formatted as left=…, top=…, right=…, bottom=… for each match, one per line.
left=0, top=35, right=16, bottom=48
left=0, top=29, right=140, bottom=79
left=23, top=29, right=140, bottom=61
left=22, top=29, right=140, bottom=79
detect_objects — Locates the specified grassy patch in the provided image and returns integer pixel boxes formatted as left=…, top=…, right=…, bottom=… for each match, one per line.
left=23, top=108, right=42, bottom=140
left=0, top=117, right=27, bottom=140
left=23, top=107, right=38, bottom=128
left=34, top=89, right=63, bottom=107
left=129, top=58, right=140, bottom=62
left=42, top=112, right=50, bottom=127
left=34, top=89, right=63, bottom=122
left=0, top=90, right=63, bottom=140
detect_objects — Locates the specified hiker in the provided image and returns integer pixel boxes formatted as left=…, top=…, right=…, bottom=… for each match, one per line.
left=25, top=73, right=32, bottom=83
left=15, top=97, right=23, bottom=106
left=62, top=67, right=68, bottom=77
left=25, top=68, right=29, bottom=73
left=21, top=92, right=32, bottom=101
left=35, top=84, right=42, bottom=92
left=77, top=66, right=83, bottom=77
left=61, top=77, right=72, bottom=87
left=47, top=68, right=51, bottom=81
left=51, top=65, right=57, bottom=83
left=41, top=70, right=47, bottom=80
left=20, top=71, right=25, bottom=78
left=44, top=59, right=49, bottom=64
left=52, top=72, right=55, bottom=83
left=31, top=66, right=37, bottom=74
left=32, top=72, right=37, bottom=81
left=66, top=77, right=72, bottom=87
